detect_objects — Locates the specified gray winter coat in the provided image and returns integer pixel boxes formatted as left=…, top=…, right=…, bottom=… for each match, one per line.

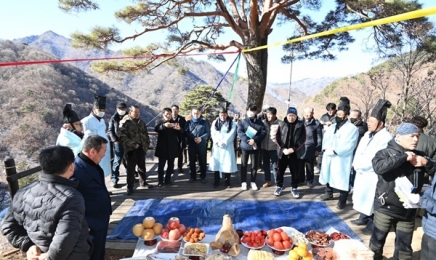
left=1, top=173, right=92, bottom=259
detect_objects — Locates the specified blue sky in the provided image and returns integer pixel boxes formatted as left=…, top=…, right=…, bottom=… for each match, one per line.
left=1, top=0, right=435, bottom=83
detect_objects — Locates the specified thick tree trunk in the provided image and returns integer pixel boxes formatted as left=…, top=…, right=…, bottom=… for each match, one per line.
left=243, top=36, right=268, bottom=111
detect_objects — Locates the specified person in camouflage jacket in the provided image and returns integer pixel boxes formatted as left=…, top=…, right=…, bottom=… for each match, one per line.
left=119, top=105, right=152, bottom=195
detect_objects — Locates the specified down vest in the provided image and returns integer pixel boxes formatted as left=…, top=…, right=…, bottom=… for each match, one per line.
left=1, top=173, right=92, bottom=259
left=372, top=139, right=436, bottom=220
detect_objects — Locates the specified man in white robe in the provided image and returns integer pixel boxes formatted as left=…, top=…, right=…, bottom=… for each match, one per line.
left=81, top=95, right=111, bottom=177
left=209, top=106, right=237, bottom=188
left=319, top=97, right=359, bottom=209
left=351, top=99, right=392, bottom=234
left=56, top=104, right=84, bottom=157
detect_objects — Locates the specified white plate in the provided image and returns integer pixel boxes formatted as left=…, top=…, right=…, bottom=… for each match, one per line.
left=305, top=230, right=333, bottom=247
left=241, top=240, right=265, bottom=250
left=265, top=238, right=293, bottom=252
left=182, top=242, right=210, bottom=256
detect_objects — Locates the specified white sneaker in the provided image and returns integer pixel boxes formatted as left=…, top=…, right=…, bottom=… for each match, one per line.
left=314, top=166, right=320, bottom=174
left=291, top=189, right=300, bottom=198
left=251, top=182, right=258, bottom=191
left=241, top=182, right=247, bottom=190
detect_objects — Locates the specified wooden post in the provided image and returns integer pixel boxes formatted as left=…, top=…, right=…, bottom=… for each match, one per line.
left=4, top=157, right=19, bottom=200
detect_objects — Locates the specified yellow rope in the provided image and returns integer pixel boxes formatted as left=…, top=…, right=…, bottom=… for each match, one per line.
left=242, top=6, right=436, bottom=53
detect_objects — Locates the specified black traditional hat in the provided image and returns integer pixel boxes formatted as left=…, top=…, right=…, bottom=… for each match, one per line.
left=63, top=104, right=80, bottom=124
left=93, top=94, right=106, bottom=109
left=370, top=99, right=391, bottom=122
left=337, top=97, right=351, bottom=114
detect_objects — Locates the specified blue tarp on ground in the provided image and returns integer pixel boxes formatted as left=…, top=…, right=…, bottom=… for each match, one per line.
left=107, top=199, right=360, bottom=241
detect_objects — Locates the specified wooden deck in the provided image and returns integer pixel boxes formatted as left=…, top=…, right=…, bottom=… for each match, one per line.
left=105, top=159, right=423, bottom=259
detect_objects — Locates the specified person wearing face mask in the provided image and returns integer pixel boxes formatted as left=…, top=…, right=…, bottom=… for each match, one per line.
left=351, top=100, right=392, bottom=235
left=119, top=105, right=152, bottom=195
left=108, top=102, right=128, bottom=188
left=56, top=104, right=84, bottom=157
left=237, top=104, right=267, bottom=191
left=369, top=123, right=436, bottom=260
left=319, top=97, right=359, bottom=209
left=81, top=95, right=112, bottom=178
left=209, top=104, right=237, bottom=188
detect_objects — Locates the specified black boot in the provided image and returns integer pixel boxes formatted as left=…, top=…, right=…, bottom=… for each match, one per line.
left=224, top=173, right=231, bottom=188
left=213, top=171, right=220, bottom=188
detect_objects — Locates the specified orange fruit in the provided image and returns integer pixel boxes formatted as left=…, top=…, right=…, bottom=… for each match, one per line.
left=302, top=252, right=313, bottom=260
left=281, top=231, right=289, bottom=241
left=273, top=232, right=282, bottom=242
left=274, top=241, right=284, bottom=250
left=282, top=240, right=292, bottom=249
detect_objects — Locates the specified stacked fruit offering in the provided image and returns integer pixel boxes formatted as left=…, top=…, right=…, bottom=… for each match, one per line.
left=288, top=242, right=313, bottom=260
left=184, top=227, right=206, bottom=243
left=266, top=228, right=293, bottom=252
left=160, top=217, right=186, bottom=240
left=240, top=230, right=267, bottom=248
left=131, top=216, right=163, bottom=245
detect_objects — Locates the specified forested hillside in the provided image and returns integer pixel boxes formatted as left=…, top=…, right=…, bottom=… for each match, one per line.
left=305, top=61, right=436, bottom=136
left=0, top=41, right=154, bottom=168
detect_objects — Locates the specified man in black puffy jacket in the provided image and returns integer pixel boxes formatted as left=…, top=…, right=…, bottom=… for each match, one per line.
left=370, top=123, right=436, bottom=260
left=1, top=146, right=92, bottom=260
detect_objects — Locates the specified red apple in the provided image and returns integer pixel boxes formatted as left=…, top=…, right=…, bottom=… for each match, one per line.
left=178, top=224, right=186, bottom=235
left=169, top=228, right=181, bottom=240
left=160, top=228, right=169, bottom=239
left=168, top=217, right=180, bottom=230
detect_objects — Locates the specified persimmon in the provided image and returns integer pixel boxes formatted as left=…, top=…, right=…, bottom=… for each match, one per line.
left=280, top=231, right=289, bottom=241
left=282, top=240, right=292, bottom=249
left=274, top=241, right=284, bottom=250
left=272, top=232, right=282, bottom=242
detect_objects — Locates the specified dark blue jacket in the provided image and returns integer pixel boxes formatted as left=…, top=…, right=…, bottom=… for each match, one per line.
left=237, top=117, right=266, bottom=151
left=73, top=154, right=112, bottom=232
left=184, top=117, right=210, bottom=148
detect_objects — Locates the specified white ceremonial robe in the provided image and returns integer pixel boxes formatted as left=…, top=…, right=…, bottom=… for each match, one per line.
left=56, top=128, right=84, bottom=157
left=81, top=113, right=111, bottom=177
left=352, top=128, right=392, bottom=216
left=208, top=119, right=237, bottom=175
left=319, top=120, right=359, bottom=191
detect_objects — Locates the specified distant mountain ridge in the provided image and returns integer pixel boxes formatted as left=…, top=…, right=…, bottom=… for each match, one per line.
left=12, top=31, right=328, bottom=114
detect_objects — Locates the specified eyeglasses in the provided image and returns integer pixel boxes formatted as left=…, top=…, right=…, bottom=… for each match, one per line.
left=74, top=122, right=83, bottom=126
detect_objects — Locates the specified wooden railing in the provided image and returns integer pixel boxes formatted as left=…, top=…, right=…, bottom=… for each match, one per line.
left=4, top=157, right=41, bottom=200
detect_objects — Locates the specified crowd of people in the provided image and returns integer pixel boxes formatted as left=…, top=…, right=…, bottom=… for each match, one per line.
left=1, top=94, right=436, bottom=260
